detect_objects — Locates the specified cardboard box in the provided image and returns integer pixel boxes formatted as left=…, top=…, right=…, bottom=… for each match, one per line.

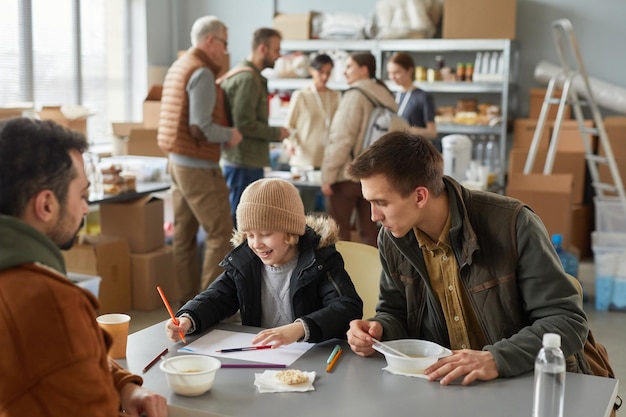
left=529, top=88, right=571, bottom=120
left=513, top=119, right=550, bottom=150
left=100, top=196, right=165, bottom=253
left=571, top=204, right=593, bottom=258
left=507, top=175, right=591, bottom=258
left=143, top=85, right=162, bottom=128
left=111, top=122, right=143, bottom=137
left=442, top=0, right=516, bottom=39
left=601, top=116, right=626, bottom=158
left=125, top=129, right=161, bottom=157
left=130, top=246, right=179, bottom=311
left=508, top=148, right=586, bottom=204
left=0, top=107, right=29, bottom=120
left=506, top=173, right=574, bottom=248
left=598, top=158, right=626, bottom=195
left=38, top=106, right=89, bottom=135
left=62, top=235, right=131, bottom=314
left=512, top=119, right=594, bottom=153
left=552, top=120, right=596, bottom=153
left=273, top=12, right=319, bottom=40
left=111, top=122, right=162, bottom=157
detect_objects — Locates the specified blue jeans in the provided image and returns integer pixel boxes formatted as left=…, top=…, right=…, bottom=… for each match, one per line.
left=222, top=165, right=264, bottom=227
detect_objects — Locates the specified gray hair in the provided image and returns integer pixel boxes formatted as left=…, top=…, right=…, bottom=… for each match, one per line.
left=190, top=16, right=226, bottom=47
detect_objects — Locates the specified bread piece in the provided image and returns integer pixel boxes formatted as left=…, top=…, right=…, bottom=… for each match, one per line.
left=275, top=369, right=308, bottom=385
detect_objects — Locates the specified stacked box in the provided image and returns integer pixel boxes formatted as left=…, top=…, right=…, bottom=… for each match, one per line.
left=273, top=12, right=319, bottom=40
left=443, top=0, right=516, bottom=39
left=100, top=196, right=165, bottom=254
left=62, top=235, right=131, bottom=314
left=130, top=246, right=179, bottom=311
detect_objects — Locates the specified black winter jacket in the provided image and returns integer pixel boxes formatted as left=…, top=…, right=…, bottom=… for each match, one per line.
left=177, top=216, right=363, bottom=342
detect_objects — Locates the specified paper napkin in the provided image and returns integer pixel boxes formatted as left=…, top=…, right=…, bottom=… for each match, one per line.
left=254, top=370, right=316, bottom=393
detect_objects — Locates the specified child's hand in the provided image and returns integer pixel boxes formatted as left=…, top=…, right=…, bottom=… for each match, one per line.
left=251, top=322, right=305, bottom=348
left=164, top=317, right=190, bottom=342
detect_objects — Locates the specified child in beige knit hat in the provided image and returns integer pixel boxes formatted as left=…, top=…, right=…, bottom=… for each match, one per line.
left=166, top=178, right=363, bottom=348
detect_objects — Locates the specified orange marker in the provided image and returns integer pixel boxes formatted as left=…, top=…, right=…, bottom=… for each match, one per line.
left=157, top=286, right=186, bottom=344
left=326, top=347, right=343, bottom=373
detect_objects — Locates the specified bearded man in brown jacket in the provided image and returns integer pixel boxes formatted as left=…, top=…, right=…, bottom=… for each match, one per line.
left=0, top=118, right=167, bottom=417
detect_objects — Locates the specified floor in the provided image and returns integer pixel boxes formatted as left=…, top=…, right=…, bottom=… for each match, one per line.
left=127, top=260, right=624, bottom=405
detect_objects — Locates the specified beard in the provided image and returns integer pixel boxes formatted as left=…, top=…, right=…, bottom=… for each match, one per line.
left=52, top=215, right=85, bottom=251
left=262, top=55, right=276, bottom=69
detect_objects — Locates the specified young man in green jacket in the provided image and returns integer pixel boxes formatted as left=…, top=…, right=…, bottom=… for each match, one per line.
left=345, top=132, right=610, bottom=386
left=220, top=27, right=290, bottom=226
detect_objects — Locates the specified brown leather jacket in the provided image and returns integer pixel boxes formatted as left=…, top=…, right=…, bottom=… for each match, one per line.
left=158, top=47, right=229, bottom=161
left=0, top=215, right=141, bottom=416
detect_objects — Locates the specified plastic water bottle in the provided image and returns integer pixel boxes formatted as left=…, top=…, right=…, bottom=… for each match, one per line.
left=83, top=152, right=103, bottom=200
left=551, top=234, right=579, bottom=278
left=532, top=333, right=565, bottom=417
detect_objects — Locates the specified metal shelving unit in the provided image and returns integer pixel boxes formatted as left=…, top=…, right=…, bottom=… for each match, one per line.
left=270, top=38, right=518, bottom=185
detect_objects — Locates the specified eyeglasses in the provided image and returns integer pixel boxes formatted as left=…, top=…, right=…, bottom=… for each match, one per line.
left=214, top=36, right=228, bottom=49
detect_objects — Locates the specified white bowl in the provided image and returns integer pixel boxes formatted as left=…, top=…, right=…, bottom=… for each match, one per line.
left=159, top=355, right=221, bottom=396
left=374, top=339, right=452, bottom=374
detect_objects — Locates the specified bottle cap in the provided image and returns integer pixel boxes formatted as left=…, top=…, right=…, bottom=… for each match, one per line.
left=551, top=234, right=563, bottom=245
left=542, top=333, right=561, bottom=348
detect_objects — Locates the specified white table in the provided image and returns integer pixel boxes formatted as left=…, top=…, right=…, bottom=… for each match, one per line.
left=121, top=322, right=619, bottom=417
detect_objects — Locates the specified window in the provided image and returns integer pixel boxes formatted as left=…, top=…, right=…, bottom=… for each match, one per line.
left=0, top=0, right=20, bottom=102
left=0, top=0, right=129, bottom=146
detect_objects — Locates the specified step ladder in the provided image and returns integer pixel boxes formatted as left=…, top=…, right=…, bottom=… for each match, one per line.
left=523, top=18, right=626, bottom=218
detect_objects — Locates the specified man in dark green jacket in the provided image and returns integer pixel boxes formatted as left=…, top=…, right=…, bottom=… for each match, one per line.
left=345, top=132, right=594, bottom=386
left=220, top=27, right=290, bottom=225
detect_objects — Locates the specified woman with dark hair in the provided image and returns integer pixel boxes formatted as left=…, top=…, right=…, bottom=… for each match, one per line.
left=387, top=52, right=437, bottom=139
left=284, top=53, right=340, bottom=212
left=320, top=52, right=398, bottom=247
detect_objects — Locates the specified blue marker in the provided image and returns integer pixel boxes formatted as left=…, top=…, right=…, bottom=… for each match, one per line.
left=327, top=344, right=341, bottom=364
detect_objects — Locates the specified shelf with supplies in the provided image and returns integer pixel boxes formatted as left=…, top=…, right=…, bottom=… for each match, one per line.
left=270, top=38, right=518, bottom=186
left=267, top=78, right=349, bottom=91
left=391, top=81, right=506, bottom=94
left=435, top=123, right=502, bottom=135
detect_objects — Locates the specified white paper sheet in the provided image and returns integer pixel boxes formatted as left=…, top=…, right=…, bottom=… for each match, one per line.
left=178, top=329, right=314, bottom=366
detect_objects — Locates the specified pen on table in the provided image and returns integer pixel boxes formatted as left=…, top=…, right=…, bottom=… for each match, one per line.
left=216, top=345, right=272, bottom=353
left=326, top=347, right=343, bottom=373
left=327, top=344, right=341, bottom=364
left=142, top=348, right=169, bottom=373
left=221, top=363, right=286, bottom=369
left=156, top=286, right=186, bottom=344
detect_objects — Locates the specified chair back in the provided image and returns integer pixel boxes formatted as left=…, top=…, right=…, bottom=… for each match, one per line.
left=335, top=240, right=382, bottom=319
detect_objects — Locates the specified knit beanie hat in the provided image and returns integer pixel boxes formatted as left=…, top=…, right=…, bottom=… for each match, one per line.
left=236, top=178, right=306, bottom=236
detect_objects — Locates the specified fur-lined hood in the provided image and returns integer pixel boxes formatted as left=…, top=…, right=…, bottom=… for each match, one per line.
left=230, top=215, right=340, bottom=248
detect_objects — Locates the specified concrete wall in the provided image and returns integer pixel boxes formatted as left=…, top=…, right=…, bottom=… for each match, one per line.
left=144, top=0, right=626, bottom=118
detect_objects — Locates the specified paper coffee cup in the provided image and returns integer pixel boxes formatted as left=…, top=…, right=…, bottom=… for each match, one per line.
left=96, top=313, right=131, bottom=359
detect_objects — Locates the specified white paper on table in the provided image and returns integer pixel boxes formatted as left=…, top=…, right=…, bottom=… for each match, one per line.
left=178, top=329, right=314, bottom=366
